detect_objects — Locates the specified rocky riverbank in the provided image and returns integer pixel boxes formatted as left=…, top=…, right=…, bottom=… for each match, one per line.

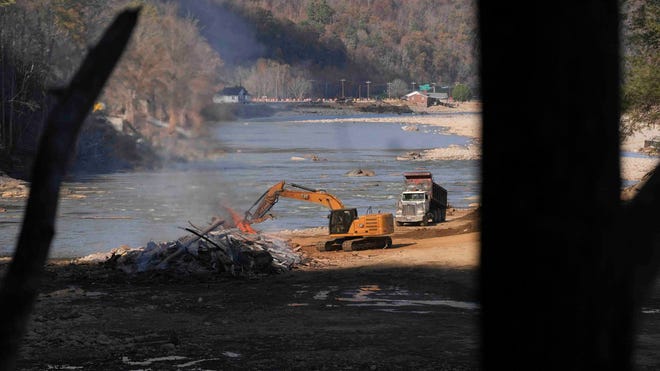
left=279, top=100, right=658, bottom=184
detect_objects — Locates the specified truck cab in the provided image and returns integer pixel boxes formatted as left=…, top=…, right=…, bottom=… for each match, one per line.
left=395, top=172, right=447, bottom=226
left=395, top=191, right=432, bottom=225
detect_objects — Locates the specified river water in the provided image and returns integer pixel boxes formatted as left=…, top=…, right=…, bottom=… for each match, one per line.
left=0, top=113, right=480, bottom=258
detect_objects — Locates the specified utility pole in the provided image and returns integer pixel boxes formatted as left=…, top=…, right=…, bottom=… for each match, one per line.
left=366, top=81, right=371, bottom=100
left=412, top=81, right=416, bottom=91
left=308, top=79, right=315, bottom=99
left=387, top=82, right=392, bottom=99
left=340, top=78, right=346, bottom=98
left=275, top=65, right=279, bottom=100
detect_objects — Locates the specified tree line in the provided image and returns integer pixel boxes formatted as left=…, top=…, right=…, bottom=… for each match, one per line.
left=209, top=0, right=479, bottom=99
left=0, top=0, right=221, bottom=167
left=0, top=0, right=655, bottom=170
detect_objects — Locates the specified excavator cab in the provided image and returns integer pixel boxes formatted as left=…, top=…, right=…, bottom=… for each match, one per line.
left=328, top=208, right=358, bottom=235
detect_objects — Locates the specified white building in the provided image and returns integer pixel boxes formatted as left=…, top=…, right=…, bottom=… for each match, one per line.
left=213, top=86, right=250, bottom=104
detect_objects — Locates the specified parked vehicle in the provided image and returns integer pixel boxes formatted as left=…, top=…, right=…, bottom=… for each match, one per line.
left=395, top=172, right=447, bottom=226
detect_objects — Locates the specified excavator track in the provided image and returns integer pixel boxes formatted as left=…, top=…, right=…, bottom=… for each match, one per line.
left=341, top=237, right=392, bottom=252
left=316, top=237, right=393, bottom=252
left=315, top=239, right=343, bottom=252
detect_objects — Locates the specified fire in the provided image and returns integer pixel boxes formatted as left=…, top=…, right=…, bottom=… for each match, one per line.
left=225, top=206, right=257, bottom=234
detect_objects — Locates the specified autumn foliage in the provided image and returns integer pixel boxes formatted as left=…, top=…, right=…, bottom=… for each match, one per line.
left=0, top=0, right=221, bottom=166
left=102, top=2, right=222, bottom=141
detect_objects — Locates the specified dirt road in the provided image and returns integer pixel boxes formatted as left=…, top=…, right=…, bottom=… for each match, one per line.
left=279, top=207, right=479, bottom=271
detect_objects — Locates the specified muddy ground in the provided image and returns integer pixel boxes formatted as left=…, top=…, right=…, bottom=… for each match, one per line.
left=2, top=208, right=659, bottom=370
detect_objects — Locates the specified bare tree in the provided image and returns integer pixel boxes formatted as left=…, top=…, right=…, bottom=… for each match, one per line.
left=388, top=78, right=408, bottom=98
left=102, top=2, right=221, bottom=138
left=242, top=59, right=293, bottom=99
left=288, top=74, right=312, bottom=99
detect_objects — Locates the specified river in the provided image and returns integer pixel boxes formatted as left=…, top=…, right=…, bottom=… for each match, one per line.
left=0, top=113, right=480, bottom=258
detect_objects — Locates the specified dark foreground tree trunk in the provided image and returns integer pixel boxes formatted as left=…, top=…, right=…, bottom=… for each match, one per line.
left=0, top=9, right=139, bottom=370
left=479, top=2, right=660, bottom=370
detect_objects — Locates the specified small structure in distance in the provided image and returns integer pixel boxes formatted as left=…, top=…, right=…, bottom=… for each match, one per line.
left=213, top=86, right=251, bottom=104
left=404, top=91, right=451, bottom=107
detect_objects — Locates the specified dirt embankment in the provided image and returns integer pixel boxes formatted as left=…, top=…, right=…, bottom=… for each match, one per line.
left=276, top=207, right=480, bottom=271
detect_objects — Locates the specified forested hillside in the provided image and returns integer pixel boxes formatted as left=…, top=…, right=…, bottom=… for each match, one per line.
left=180, top=0, right=478, bottom=99
left=239, top=0, right=478, bottom=90
left=0, top=0, right=655, bottom=176
left=0, top=0, right=481, bottom=176
left=0, top=0, right=221, bottom=175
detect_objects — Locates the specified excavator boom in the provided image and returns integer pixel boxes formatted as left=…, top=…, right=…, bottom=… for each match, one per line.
left=243, top=181, right=344, bottom=225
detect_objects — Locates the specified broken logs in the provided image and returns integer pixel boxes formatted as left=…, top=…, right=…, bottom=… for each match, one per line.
left=103, top=217, right=302, bottom=277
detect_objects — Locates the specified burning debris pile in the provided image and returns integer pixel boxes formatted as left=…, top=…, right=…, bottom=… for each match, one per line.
left=103, top=217, right=302, bottom=277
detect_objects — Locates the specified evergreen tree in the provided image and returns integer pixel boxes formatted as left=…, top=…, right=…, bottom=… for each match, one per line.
left=306, top=0, right=334, bottom=32
left=452, top=83, right=472, bottom=102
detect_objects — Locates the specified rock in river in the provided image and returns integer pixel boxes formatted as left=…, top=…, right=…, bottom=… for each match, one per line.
left=345, top=168, right=375, bottom=177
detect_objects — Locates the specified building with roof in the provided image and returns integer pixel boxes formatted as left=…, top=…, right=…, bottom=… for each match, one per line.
left=213, top=86, right=250, bottom=104
left=404, top=91, right=450, bottom=107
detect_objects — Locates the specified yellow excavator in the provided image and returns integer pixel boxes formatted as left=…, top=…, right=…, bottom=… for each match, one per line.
left=241, top=181, right=394, bottom=251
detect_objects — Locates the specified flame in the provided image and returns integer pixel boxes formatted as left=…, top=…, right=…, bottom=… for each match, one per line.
left=225, top=206, right=257, bottom=234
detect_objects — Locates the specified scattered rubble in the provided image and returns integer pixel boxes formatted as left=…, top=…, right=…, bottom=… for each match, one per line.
left=0, top=176, right=29, bottom=198
left=641, top=136, right=659, bottom=156
left=354, top=103, right=413, bottom=114
left=396, top=151, right=423, bottom=161
left=622, top=167, right=656, bottom=201
left=82, top=217, right=302, bottom=277
left=396, top=144, right=481, bottom=161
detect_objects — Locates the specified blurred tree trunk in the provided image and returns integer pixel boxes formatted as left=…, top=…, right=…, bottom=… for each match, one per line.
left=479, top=1, right=659, bottom=370
left=0, top=9, right=138, bottom=369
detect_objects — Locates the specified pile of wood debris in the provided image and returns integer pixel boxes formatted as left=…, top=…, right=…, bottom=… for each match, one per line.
left=102, top=217, right=302, bottom=277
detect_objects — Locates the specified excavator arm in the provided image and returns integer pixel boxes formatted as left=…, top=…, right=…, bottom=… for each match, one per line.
left=243, top=181, right=345, bottom=225
left=239, top=181, right=394, bottom=251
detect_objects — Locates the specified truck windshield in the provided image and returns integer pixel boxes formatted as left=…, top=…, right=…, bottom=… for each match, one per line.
left=402, top=193, right=425, bottom=201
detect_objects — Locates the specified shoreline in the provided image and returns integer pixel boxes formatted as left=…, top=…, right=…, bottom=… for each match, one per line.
left=279, top=102, right=658, bottom=181
left=285, top=103, right=482, bottom=162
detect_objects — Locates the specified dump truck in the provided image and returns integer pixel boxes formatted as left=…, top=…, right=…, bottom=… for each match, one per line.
left=240, top=181, right=394, bottom=251
left=395, top=171, right=447, bottom=226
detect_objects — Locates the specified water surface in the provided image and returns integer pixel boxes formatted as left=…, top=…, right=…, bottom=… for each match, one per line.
left=0, top=113, right=480, bottom=258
